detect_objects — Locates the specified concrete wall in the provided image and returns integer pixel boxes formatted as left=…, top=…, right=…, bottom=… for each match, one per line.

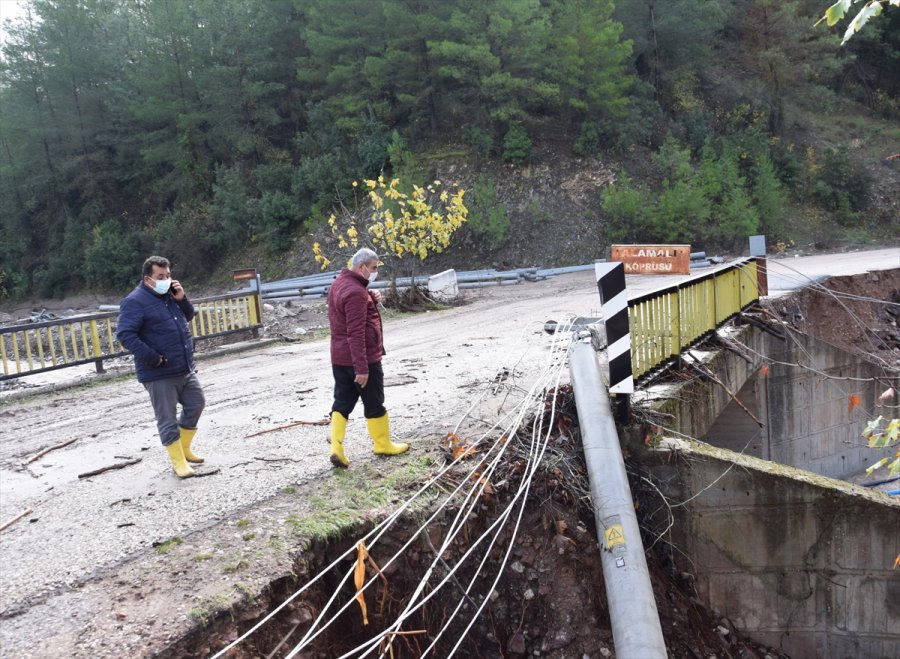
left=624, top=322, right=900, bottom=655
left=644, top=440, right=900, bottom=658
left=645, top=324, right=897, bottom=480
left=762, top=330, right=897, bottom=479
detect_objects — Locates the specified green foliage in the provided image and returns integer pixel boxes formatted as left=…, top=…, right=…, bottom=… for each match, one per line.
left=467, top=176, right=510, bottom=247
left=356, top=117, right=391, bottom=177
left=574, top=122, right=600, bottom=157
left=601, top=174, right=651, bottom=242
left=502, top=123, right=531, bottom=164
left=386, top=131, right=425, bottom=184
left=153, top=204, right=222, bottom=279
left=463, top=125, right=496, bottom=156
left=652, top=179, right=711, bottom=243
left=750, top=152, right=788, bottom=239
left=154, top=536, right=184, bottom=555
left=0, top=0, right=893, bottom=296
left=602, top=134, right=776, bottom=249
left=210, top=165, right=256, bottom=251
left=814, top=146, right=872, bottom=221
left=258, top=191, right=300, bottom=251
left=84, top=219, right=142, bottom=292
left=34, top=217, right=90, bottom=298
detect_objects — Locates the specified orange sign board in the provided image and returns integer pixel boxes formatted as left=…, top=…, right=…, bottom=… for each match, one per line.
left=611, top=244, right=691, bottom=275
left=233, top=268, right=258, bottom=281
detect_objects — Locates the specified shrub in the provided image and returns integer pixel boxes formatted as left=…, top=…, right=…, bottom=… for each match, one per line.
left=502, top=123, right=531, bottom=164
left=84, top=219, right=141, bottom=292
left=574, top=122, right=600, bottom=157
left=601, top=174, right=651, bottom=242
left=259, top=191, right=300, bottom=251
left=467, top=175, right=510, bottom=247
left=464, top=124, right=495, bottom=156
left=814, top=145, right=871, bottom=218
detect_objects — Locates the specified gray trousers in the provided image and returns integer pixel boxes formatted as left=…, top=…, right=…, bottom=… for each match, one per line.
left=143, top=372, right=206, bottom=446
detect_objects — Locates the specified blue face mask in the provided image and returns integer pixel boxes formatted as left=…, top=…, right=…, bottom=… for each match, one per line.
left=151, top=278, right=172, bottom=295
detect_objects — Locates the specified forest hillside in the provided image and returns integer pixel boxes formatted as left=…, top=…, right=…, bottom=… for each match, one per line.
left=0, top=0, right=897, bottom=300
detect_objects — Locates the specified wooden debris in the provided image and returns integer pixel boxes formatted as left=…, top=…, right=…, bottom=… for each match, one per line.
left=684, top=352, right=763, bottom=427
left=24, top=438, right=77, bottom=465
left=244, top=418, right=329, bottom=438
left=0, top=507, right=33, bottom=532
left=78, top=458, right=142, bottom=479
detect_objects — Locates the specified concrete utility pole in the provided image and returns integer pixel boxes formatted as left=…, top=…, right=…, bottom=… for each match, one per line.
left=569, top=338, right=667, bottom=659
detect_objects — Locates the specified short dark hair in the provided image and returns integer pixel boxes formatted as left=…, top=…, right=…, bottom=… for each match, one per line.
left=142, top=256, right=170, bottom=278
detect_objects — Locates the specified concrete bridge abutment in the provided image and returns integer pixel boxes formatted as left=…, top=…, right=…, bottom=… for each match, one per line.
left=626, top=324, right=899, bottom=657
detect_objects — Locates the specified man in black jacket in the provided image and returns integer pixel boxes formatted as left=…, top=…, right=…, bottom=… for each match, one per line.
left=116, top=255, right=206, bottom=478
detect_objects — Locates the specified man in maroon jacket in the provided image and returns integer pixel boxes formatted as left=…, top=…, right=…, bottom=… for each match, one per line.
left=327, top=248, right=409, bottom=467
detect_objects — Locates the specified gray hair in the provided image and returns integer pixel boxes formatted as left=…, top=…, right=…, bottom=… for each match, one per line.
left=351, top=247, right=378, bottom=268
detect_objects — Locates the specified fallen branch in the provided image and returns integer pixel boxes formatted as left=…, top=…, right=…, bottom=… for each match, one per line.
left=684, top=352, right=763, bottom=427
left=244, top=418, right=329, bottom=438
left=0, top=507, right=33, bottom=532
left=78, top=458, right=142, bottom=479
left=712, top=336, right=754, bottom=365
left=24, top=438, right=77, bottom=464
left=740, top=312, right=785, bottom=340
left=191, top=467, right=221, bottom=478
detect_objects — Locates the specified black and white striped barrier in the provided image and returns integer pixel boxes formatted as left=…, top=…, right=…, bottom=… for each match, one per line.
left=594, top=262, right=634, bottom=395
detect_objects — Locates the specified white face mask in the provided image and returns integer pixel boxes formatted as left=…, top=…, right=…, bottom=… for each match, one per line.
left=367, top=270, right=378, bottom=283
left=151, top=278, right=172, bottom=295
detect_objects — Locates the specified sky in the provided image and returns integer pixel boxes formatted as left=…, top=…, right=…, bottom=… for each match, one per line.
left=0, top=0, right=29, bottom=47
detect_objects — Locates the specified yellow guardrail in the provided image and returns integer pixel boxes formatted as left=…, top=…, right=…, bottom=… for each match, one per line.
left=628, top=258, right=759, bottom=380
left=0, top=291, right=261, bottom=381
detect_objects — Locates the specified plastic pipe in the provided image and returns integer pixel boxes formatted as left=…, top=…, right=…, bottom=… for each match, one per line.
left=569, top=339, right=667, bottom=658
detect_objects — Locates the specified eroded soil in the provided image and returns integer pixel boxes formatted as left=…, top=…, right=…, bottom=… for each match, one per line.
left=765, top=268, right=900, bottom=368
left=175, top=387, right=786, bottom=659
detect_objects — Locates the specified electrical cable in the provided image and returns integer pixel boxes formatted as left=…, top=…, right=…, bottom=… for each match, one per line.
left=273, top=319, right=574, bottom=657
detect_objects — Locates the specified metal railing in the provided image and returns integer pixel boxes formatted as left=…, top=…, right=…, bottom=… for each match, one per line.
left=0, top=291, right=261, bottom=381
left=628, top=258, right=759, bottom=380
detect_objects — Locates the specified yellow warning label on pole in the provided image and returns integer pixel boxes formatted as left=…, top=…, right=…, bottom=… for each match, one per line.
left=604, top=524, right=625, bottom=549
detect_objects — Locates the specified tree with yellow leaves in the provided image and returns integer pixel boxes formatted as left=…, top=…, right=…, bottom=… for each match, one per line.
left=313, top=176, right=468, bottom=302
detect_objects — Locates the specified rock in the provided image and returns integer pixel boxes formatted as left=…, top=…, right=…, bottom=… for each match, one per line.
left=508, top=632, right=526, bottom=655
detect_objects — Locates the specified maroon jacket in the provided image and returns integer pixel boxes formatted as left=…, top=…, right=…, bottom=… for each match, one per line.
left=327, top=268, right=384, bottom=375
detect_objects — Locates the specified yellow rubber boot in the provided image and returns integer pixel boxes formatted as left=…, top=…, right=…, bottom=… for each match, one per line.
left=179, top=426, right=204, bottom=464
left=330, top=411, right=349, bottom=468
left=368, top=413, right=409, bottom=456
left=165, top=441, right=195, bottom=478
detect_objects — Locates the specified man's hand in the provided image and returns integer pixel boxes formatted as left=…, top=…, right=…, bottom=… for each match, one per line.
left=370, top=289, right=382, bottom=304
left=170, top=280, right=185, bottom=301
left=354, top=373, right=369, bottom=388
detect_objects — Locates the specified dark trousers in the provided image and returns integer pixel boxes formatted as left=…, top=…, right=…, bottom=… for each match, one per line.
left=331, top=362, right=386, bottom=419
left=143, top=372, right=205, bottom=446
